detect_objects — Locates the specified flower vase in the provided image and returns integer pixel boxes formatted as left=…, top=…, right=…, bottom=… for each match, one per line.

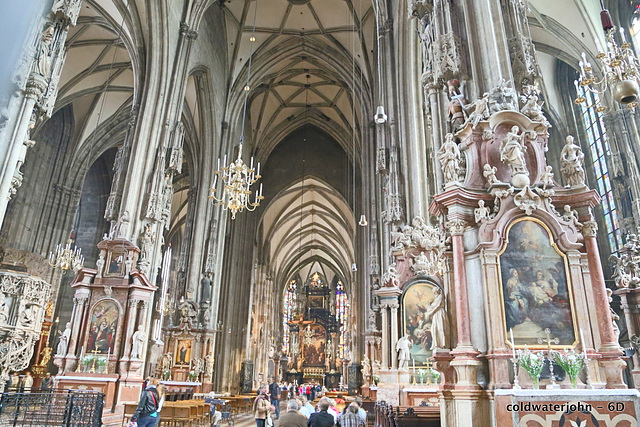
left=419, top=377, right=424, bottom=385
left=531, top=376, right=539, bottom=389
left=569, top=376, right=578, bottom=389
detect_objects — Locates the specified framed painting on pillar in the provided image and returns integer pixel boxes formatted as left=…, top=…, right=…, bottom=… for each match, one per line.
left=498, top=218, right=577, bottom=348
left=401, top=282, right=440, bottom=366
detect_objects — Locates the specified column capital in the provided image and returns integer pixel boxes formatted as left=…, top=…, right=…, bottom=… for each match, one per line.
left=446, top=218, right=467, bottom=235
left=582, top=220, right=598, bottom=237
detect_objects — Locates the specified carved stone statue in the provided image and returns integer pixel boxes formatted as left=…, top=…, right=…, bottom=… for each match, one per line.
left=178, top=299, right=198, bottom=326
left=200, top=273, right=212, bottom=303
left=465, top=93, right=490, bottom=129
left=500, top=126, right=533, bottom=187
left=520, top=87, right=550, bottom=126
left=474, top=200, right=491, bottom=223
left=410, top=251, right=432, bottom=276
left=488, top=79, right=518, bottom=114
left=139, top=223, right=155, bottom=262
left=560, top=136, right=586, bottom=187
left=446, top=79, right=467, bottom=132
left=95, top=253, right=105, bottom=278
left=130, top=325, right=146, bottom=359
left=381, top=263, right=400, bottom=288
left=483, top=164, right=498, bottom=185
left=540, top=165, right=555, bottom=188
left=361, top=355, right=372, bottom=385
left=396, top=334, right=413, bottom=370
left=0, top=292, right=9, bottom=324
left=114, top=210, right=130, bottom=240
left=438, top=133, right=462, bottom=184
left=607, top=288, right=621, bottom=344
left=34, top=26, right=55, bottom=78
left=372, top=360, right=381, bottom=380
left=425, top=287, right=448, bottom=349
left=56, top=322, right=71, bottom=356
left=561, top=205, right=582, bottom=228
left=367, top=311, right=377, bottom=331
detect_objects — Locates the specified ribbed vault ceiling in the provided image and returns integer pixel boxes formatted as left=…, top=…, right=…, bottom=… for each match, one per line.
left=222, top=0, right=375, bottom=157
left=260, top=177, right=354, bottom=289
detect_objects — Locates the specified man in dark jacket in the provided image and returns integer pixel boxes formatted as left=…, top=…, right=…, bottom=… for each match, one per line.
left=269, top=378, right=282, bottom=419
left=277, top=399, right=307, bottom=427
left=308, top=397, right=334, bottom=427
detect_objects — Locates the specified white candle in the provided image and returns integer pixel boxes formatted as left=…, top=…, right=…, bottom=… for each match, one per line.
left=259, top=183, right=263, bottom=197
left=212, top=174, right=218, bottom=190
left=217, top=157, right=220, bottom=171
left=257, top=162, right=261, bottom=176
left=620, top=27, right=627, bottom=44
left=412, top=356, right=415, bottom=371
left=510, top=329, right=516, bottom=359
left=580, top=329, right=586, bottom=355
left=80, top=346, right=84, bottom=358
left=250, top=157, right=254, bottom=171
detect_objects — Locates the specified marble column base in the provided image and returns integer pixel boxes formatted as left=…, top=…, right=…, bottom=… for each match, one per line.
left=598, top=354, right=627, bottom=389
left=450, top=346, right=481, bottom=389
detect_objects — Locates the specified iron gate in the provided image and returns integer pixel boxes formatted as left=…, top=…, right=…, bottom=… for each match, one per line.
left=0, top=389, right=104, bottom=426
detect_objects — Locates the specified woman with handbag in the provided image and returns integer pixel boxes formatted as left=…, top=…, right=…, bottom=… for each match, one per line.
left=254, top=384, right=270, bottom=427
left=129, top=378, right=161, bottom=427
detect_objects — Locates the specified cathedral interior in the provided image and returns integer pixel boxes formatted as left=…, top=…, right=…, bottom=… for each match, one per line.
left=3, top=0, right=640, bottom=426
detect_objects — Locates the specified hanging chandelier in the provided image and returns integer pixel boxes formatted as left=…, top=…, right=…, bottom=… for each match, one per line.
left=209, top=148, right=263, bottom=219
left=48, top=240, right=84, bottom=272
left=210, top=1, right=263, bottom=219
left=575, top=7, right=640, bottom=111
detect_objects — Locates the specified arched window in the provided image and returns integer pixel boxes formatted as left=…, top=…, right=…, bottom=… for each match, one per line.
left=575, top=81, right=623, bottom=252
left=336, top=281, right=348, bottom=359
left=282, top=279, right=297, bottom=355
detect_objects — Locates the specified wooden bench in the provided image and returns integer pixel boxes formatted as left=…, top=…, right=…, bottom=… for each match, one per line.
left=375, top=402, right=440, bottom=427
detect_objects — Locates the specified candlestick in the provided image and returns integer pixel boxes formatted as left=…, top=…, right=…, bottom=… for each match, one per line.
left=510, top=329, right=516, bottom=359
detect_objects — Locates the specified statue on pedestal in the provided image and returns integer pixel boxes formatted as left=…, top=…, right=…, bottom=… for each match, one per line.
left=95, top=254, right=105, bottom=278
left=438, top=133, right=462, bottom=184
left=560, top=135, right=586, bottom=187
left=483, top=164, right=498, bottom=186
left=361, top=355, right=372, bottom=385
left=130, top=325, right=146, bottom=359
left=34, top=26, right=55, bottom=78
left=396, top=334, right=413, bottom=370
left=540, top=165, right=555, bottom=188
left=200, top=273, right=212, bottom=303
left=56, top=322, right=71, bottom=357
left=500, top=126, right=529, bottom=177
left=425, top=287, right=448, bottom=350
left=474, top=200, right=491, bottom=224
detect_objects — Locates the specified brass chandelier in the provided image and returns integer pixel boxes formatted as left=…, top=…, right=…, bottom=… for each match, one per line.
left=209, top=147, right=263, bottom=219
left=576, top=7, right=640, bottom=111
left=209, top=0, right=263, bottom=219
left=48, top=240, right=84, bottom=272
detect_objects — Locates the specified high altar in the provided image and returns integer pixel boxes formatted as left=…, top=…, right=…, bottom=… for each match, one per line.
left=372, top=86, right=640, bottom=425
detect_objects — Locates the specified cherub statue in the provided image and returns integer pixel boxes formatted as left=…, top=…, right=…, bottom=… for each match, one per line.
left=474, top=200, right=491, bottom=223
left=561, top=205, right=582, bottom=228
left=483, top=164, right=499, bottom=185
left=540, top=165, right=555, bottom=188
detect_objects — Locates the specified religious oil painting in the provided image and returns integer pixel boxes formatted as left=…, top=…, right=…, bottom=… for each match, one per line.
left=402, top=283, right=438, bottom=365
left=499, top=219, right=575, bottom=347
left=106, top=251, right=125, bottom=276
left=302, top=324, right=326, bottom=366
left=87, top=299, right=119, bottom=355
left=175, top=339, right=192, bottom=366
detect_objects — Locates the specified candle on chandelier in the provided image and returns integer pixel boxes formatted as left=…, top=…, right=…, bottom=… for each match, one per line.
left=259, top=183, right=263, bottom=197
left=256, top=162, right=261, bottom=177
left=212, top=174, right=218, bottom=191
left=620, top=27, right=627, bottom=44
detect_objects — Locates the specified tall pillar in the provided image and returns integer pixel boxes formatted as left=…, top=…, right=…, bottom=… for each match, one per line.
left=582, top=220, right=626, bottom=388
left=120, top=299, right=140, bottom=362
left=63, top=291, right=89, bottom=372
left=446, top=218, right=481, bottom=388
left=380, top=304, right=389, bottom=369
left=390, top=302, right=399, bottom=370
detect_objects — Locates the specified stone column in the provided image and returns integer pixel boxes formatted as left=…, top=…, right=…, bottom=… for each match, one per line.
left=389, top=302, right=399, bottom=370
left=582, top=220, right=626, bottom=388
left=64, top=292, right=88, bottom=372
left=446, top=218, right=481, bottom=387
left=120, top=299, right=140, bottom=362
left=380, top=303, right=389, bottom=369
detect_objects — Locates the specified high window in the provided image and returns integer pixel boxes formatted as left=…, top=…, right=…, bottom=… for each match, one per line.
left=575, top=81, right=622, bottom=252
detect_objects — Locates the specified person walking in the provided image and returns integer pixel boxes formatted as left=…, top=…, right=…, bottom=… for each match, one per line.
left=276, top=399, right=306, bottom=427
left=269, top=377, right=281, bottom=419
left=254, top=384, right=270, bottom=427
left=129, top=378, right=161, bottom=427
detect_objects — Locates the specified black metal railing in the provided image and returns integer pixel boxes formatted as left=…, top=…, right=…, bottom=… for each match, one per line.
left=0, top=389, right=104, bottom=427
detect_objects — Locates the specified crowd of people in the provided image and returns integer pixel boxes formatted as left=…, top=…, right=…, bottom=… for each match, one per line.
left=255, top=379, right=367, bottom=427
left=6, top=371, right=53, bottom=393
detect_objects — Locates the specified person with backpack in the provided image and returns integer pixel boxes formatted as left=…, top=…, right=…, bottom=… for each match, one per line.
left=129, top=378, right=161, bottom=426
